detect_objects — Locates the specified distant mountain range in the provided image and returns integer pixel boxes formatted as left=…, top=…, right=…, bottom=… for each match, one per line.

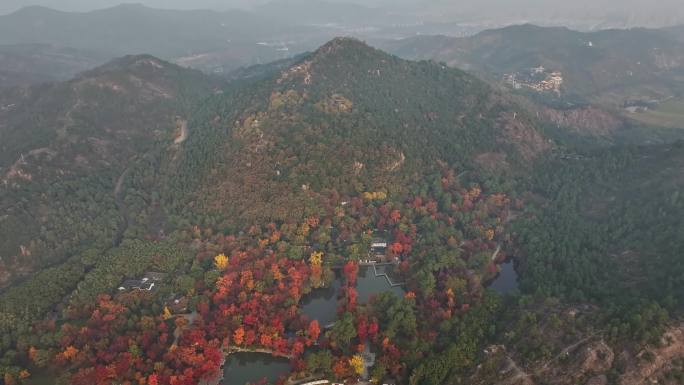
left=1, top=4, right=683, bottom=122
left=382, top=24, right=684, bottom=108
left=2, top=5, right=684, bottom=142
left=0, top=44, right=106, bottom=88
left=2, top=0, right=684, bottom=28
left=0, top=4, right=305, bottom=57
left=0, top=3, right=679, bottom=82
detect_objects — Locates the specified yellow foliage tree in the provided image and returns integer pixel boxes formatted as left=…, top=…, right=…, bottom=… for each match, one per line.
left=18, top=370, right=30, bottom=379
left=363, top=191, right=387, bottom=201
left=349, top=354, right=365, bottom=375
left=214, top=253, right=229, bottom=270
left=162, top=306, right=173, bottom=320
left=309, top=251, right=324, bottom=267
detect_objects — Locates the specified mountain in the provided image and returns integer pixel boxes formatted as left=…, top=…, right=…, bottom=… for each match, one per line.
left=0, top=55, right=221, bottom=288
left=165, top=37, right=550, bottom=228
left=0, top=37, right=548, bottom=287
left=0, top=44, right=106, bottom=88
left=254, top=0, right=393, bottom=27
left=0, top=4, right=299, bottom=58
left=1, top=36, right=684, bottom=385
left=0, top=39, right=553, bottom=385
left=383, top=24, right=684, bottom=107
left=0, top=4, right=347, bottom=75
left=474, top=141, right=684, bottom=385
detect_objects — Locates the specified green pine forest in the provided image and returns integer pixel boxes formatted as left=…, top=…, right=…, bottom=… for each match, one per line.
left=0, top=38, right=683, bottom=385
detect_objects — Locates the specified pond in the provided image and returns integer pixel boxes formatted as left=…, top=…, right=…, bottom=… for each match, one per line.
left=300, top=275, right=342, bottom=326
left=301, top=265, right=405, bottom=325
left=222, top=353, right=291, bottom=385
left=489, top=260, right=519, bottom=294
left=222, top=261, right=512, bottom=385
left=357, top=265, right=405, bottom=303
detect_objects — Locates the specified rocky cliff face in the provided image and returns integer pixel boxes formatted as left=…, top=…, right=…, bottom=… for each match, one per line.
left=618, top=325, right=684, bottom=385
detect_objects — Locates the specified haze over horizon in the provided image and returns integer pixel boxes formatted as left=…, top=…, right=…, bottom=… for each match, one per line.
left=1, top=0, right=683, bottom=28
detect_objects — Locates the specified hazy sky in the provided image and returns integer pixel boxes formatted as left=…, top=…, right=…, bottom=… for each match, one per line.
left=2, top=0, right=683, bottom=27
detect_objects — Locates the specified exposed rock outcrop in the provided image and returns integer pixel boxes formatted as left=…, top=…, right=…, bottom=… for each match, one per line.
left=619, top=325, right=684, bottom=385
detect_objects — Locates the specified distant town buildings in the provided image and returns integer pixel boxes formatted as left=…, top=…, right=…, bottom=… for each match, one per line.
left=503, top=66, right=564, bottom=94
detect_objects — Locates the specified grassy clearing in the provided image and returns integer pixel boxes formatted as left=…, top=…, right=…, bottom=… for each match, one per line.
left=626, top=97, right=684, bottom=129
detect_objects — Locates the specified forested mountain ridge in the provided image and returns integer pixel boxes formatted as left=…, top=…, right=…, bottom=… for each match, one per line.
left=0, top=54, right=218, bottom=172
left=0, top=38, right=552, bottom=385
left=0, top=44, right=106, bottom=88
left=0, top=4, right=288, bottom=58
left=516, top=142, right=684, bottom=311
left=464, top=142, right=684, bottom=385
left=1, top=37, right=684, bottom=385
left=0, top=55, right=221, bottom=288
left=166, top=37, right=551, bottom=229
left=383, top=24, right=684, bottom=107
left=0, top=37, right=549, bottom=294
left=0, top=4, right=332, bottom=77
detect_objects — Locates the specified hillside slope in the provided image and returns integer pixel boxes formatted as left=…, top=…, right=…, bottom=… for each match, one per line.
left=0, top=44, right=106, bottom=88
left=0, top=38, right=551, bottom=287
left=515, top=142, right=684, bottom=307
left=2, top=37, right=684, bottom=385
left=165, top=37, right=551, bottom=228
left=0, top=55, right=221, bottom=287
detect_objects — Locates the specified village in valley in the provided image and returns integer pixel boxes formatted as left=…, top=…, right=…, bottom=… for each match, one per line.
left=503, top=66, right=564, bottom=94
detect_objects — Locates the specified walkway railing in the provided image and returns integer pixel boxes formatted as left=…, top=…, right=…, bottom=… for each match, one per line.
left=371, top=263, right=405, bottom=287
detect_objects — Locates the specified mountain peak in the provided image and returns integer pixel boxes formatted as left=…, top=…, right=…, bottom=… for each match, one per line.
left=109, top=54, right=168, bottom=68
left=305, top=37, right=393, bottom=70
left=83, top=54, right=173, bottom=76
left=273, top=38, right=396, bottom=89
left=9, top=5, right=66, bottom=17
left=67, top=54, right=219, bottom=104
left=314, top=37, right=378, bottom=57
left=111, top=2, right=146, bottom=8
left=99, top=3, right=152, bottom=13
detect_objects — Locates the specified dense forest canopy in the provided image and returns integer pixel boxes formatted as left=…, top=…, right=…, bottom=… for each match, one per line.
left=0, top=36, right=683, bottom=385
